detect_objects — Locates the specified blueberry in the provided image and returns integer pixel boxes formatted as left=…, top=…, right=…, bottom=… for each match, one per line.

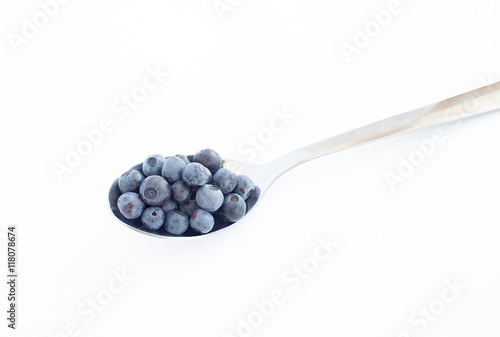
left=139, top=176, right=171, bottom=206
left=182, top=163, right=212, bottom=187
left=142, top=154, right=166, bottom=177
left=176, top=154, right=190, bottom=165
left=212, top=168, right=237, bottom=194
left=187, top=155, right=194, bottom=162
left=178, top=200, right=199, bottom=217
left=196, top=185, right=223, bottom=212
left=222, top=193, right=246, bottom=222
left=190, top=186, right=200, bottom=197
left=161, top=199, right=178, bottom=213
left=190, top=209, right=215, bottom=234
left=162, top=156, right=186, bottom=183
left=165, top=211, right=189, bottom=235
left=193, top=149, right=221, bottom=174
left=117, top=192, right=145, bottom=219
left=234, top=175, right=255, bottom=200
left=118, top=169, right=145, bottom=193
left=212, top=212, right=231, bottom=230
left=171, top=181, right=191, bottom=204
left=245, top=186, right=261, bottom=213
left=141, top=207, right=165, bottom=230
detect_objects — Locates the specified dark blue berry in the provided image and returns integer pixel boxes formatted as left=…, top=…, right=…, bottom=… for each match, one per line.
left=190, top=209, right=215, bottom=234
left=193, top=149, right=221, bottom=174
left=118, top=169, right=145, bottom=193
left=190, top=186, right=200, bottom=197
left=245, top=186, right=261, bottom=213
left=171, top=181, right=191, bottom=204
left=142, top=154, right=166, bottom=176
left=139, top=176, right=171, bottom=206
left=212, top=168, right=237, bottom=194
left=234, top=175, right=255, bottom=200
left=176, top=154, right=190, bottom=165
left=161, top=199, right=178, bottom=213
left=141, top=207, right=165, bottom=230
left=222, top=193, right=247, bottom=222
left=165, top=211, right=189, bottom=235
left=182, top=163, right=212, bottom=187
left=117, top=192, right=145, bottom=219
left=178, top=200, right=199, bottom=217
left=162, top=156, right=186, bottom=183
left=196, top=185, right=223, bottom=212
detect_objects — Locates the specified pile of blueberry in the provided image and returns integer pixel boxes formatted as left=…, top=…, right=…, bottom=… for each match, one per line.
left=111, top=149, right=260, bottom=236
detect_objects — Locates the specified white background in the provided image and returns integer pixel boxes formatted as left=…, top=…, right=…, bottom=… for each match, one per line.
left=1, top=0, right=500, bottom=336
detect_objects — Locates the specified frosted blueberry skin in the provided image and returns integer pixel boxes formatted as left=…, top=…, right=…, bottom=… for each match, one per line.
left=141, top=207, right=165, bottom=230
left=182, top=163, right=212, bottom=187
left=165, top=211, right=189, bottom=235
left=139, top=176, right=171, bottom=206
left=117, top=192, right=145, bottom=219
left=193, top=149, right=221, bottom=175
left=234, top=175, right=255, bottom=200
left=142, top=154, right=166, bottom=177
left=118, top=169, right=145, bottom=193
left=190, top=209, right=215, bottom=234
left=175, top=154, right=190, bottom=165
left=178, top=200, right=199, bottom=217
left=245, top=186, right=261, bottom=213
left=196, top=185, right=224, bottom=212
left=212, top=168, right=238, bottom=194
left=171, top=181, right=191, bottom=204
left=162, top=156, right=186, bottom=183
left=222, top=193, right=246, bottom=222
left=161, top=199, right=178, bottom=213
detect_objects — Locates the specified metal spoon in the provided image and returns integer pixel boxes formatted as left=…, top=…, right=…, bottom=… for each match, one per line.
left=109, top=81, right=500, bottom=238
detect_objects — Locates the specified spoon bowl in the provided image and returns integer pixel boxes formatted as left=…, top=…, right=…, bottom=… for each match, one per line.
left=108, top=160, right=265, bottom=238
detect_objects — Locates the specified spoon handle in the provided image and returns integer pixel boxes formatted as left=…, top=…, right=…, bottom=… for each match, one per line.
left=268, top=81, right=500, bottom=181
